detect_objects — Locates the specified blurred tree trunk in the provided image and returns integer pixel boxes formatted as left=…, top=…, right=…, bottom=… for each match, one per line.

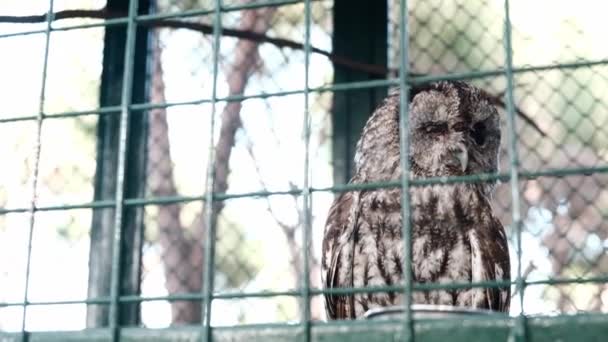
left=148, top=3, right=276, bottom=324
left=148, top=32, right=204, bottom=323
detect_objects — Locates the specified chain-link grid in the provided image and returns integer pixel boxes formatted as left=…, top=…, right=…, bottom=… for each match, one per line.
left=0, top=0, right=103, bottom=331
left=0, top=0, right=607, bottom=340
left=386, top=0, right=608, bottom=316
left=140, top=0, right=333, bottom=325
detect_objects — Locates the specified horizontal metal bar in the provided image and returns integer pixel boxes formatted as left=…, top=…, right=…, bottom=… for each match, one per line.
left=0, top=28, right=45, bottom=39
left=51, top=17, right=130, bottom=30
left=0, top=106, right=121, bottom=124
left=0, top=200, right=115, bottom=214
left=1, top=165, right=606, bottom=215
left=0, top=297, right=111, bottom=307
left=0, top=17, right=131, bottom=39
left=224, top=0, right=317, bottom=11
left=3, top=57, right=607, bottom=124
left=132, top=7, right=216, bottom=22
left=0, top=78, right=399, bottom=123
left=0, top=314, right=607, bottom=342
left=409, top=58, right=608, bottom=84
left=3, top=274, right=608, bottom=308
left=0, top=0, right=311, bottom=39
left=123, top=195, right=206, bottom=206
left=136, top=0, right=315, bottom=23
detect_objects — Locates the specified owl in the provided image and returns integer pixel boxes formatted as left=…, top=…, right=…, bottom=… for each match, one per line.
left=321, top=81, right=511, bottom=319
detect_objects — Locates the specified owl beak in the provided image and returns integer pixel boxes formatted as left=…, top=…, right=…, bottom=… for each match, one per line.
left=453, top=145, right=468, bottom=172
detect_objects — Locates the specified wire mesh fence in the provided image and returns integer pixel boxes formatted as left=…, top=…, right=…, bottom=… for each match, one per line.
left=0, top=0, right=607, bottom=340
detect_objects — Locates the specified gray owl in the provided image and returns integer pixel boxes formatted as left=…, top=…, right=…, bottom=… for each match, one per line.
left=321, top=81, right=511, bottom=319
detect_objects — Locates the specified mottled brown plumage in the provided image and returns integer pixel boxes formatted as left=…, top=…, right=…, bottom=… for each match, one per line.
left=322, top=81, right=511, bottom=319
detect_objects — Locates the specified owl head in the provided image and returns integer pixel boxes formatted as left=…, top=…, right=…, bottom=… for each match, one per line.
left=353, top=81, right=501, bottom=182
left=408, top=81, right=501, bottom=178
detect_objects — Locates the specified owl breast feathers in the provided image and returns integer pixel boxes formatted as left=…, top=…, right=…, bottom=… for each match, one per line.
left=321, top=81, right=511, bottom=319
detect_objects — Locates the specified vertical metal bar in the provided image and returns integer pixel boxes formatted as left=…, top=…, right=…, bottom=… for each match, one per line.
left=201, top=1, right=222, bottom=341
left=502, top=0, right=526, bottom=340
left=301, top=0, right=312, bottom=341
left=108, top=0, right=140, bottom=340
left=398, top=0, right=413, bottom=341
left=20, top=0, right=54, bottom=339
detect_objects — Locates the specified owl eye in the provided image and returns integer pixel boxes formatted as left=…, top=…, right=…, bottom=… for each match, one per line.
left=422, top=122, right=448, bottom=134
left=452, top=122, right=467, bottom=132
left=471, top=122, right=486, bottom=146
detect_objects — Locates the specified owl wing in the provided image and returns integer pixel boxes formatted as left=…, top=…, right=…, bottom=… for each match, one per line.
left=469, top=213, right=511, bottom=312
left=321, top=190, right=360, bottom=319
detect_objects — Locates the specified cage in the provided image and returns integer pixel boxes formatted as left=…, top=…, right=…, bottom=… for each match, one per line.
left=0, top=0, right=607, bottom=341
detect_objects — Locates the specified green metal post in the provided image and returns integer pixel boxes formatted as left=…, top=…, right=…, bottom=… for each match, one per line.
left=331, top=0, right=388, bottom=185
left=302, top=1, right=312, bottom=341
left=398, top=1, right=413, bottom=341
left=87, top=0, right=149, bottom=329
left=201, top=1, right=222, bottom=341
left=20, top=1, right=54, bottom=340
left=105, top=0, right=145, bottom=339
left=503, top=0, right=527, bottom=341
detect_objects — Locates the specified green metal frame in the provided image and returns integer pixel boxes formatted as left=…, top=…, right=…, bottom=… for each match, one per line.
left=19, top=0, right=54, bottom=339
left=332, top=0, right=387, bottom=185
left=398, top=1, right=414, bottom=338
left=201, top=1, right=223, bottom=341
left=1, top=314, right=608, bottom=341
left=88, top=0, right=150, bottom=329
left=1, top=0, right=608, bottom=341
